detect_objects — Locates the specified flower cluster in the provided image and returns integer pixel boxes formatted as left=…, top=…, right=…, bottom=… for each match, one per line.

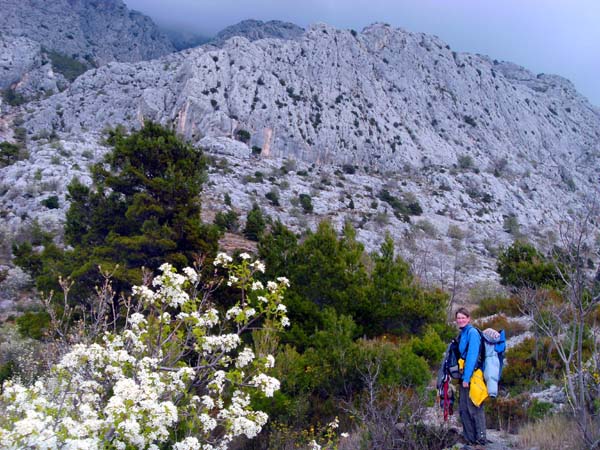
left=0, top=253, right=289, bottom=449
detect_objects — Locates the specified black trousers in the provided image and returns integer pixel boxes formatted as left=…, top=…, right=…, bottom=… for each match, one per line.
left=459, top=384, right=486, bottom=444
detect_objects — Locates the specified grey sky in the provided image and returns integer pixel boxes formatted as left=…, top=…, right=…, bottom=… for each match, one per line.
left=124, top=0, right=600, bottom=106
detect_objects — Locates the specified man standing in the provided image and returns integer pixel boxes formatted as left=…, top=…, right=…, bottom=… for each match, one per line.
left=455, top=307, right=487, bottom=447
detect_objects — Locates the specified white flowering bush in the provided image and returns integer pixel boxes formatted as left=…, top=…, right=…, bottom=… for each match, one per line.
left=0, top=253, right=290, bottom=449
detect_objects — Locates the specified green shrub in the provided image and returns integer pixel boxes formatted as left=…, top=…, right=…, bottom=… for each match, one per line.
left=16, top=311, right=51, bottom=340
left=298, top=194, right=313, bottom=213
left=354, top=339, right=431, bottom=389
left=1, top=89, right=26, bottom=106
left=0, top=361, right=15, bottom=385
left=457, top=153, right=475, bottom=170
left=265, top=189, right=280, bottom=206
left=526, top=399, right=553, bottom=421
left=410, top=326, right=445, bottom=367
left=235, top=129, right=251, bottom=143
left=377, top=189, right=422, bottom=220
left=41, top=195, right=60, bottom=209
left=0, top=142, right=23, bottom=167
left=342, top=164, right=356, bottom=174
left=414, top=219, right=437, bottom=238
left=502, top=337, right=562, bottom=394
left=46, top=50, right=88, bottom=81
left=214, top=209, right=239, bottom=232
left=463, top=116, right=477, bottom=127
left=497, top=241, right=563, bottom=289
left=472, top=295, right=522, bottom=318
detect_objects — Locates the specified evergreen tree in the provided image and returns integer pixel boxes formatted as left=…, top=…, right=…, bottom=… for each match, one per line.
left=258, top=220, right=298, bottom=278
left=497, top=241, right=563, bottom=290
left=369, top=234, right=447, bottom=336
left=243, top=203, right=266, bottom=241
left=287, top=221, right=369, bottom=340
left=15, top=122, right=220, bottom=300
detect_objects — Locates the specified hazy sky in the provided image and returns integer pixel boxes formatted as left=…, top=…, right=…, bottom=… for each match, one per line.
left=124, top=0, right=600, bottom=106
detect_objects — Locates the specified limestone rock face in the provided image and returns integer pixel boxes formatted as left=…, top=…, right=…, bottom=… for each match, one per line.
left=0, top=36, right=41, bottom=89
left=0, top=0, right=174, bottom=97
left=199, top=136, right=251, bottom=158
left=2, top=21, right=600, bottom=290
left=0, top=0, right=174, bottom=65
left=24, top=23, right=600, bottom=173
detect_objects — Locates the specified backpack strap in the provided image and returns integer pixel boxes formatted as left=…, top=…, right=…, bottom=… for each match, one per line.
left=476, top=328, right=486, bottom=369
left=463, top=327, right=485, bottom=370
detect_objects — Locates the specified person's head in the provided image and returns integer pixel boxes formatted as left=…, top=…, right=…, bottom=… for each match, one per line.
left=455, top=307, right=471, bottom=329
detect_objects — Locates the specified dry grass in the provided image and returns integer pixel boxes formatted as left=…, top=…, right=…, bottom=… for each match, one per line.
left=517, top=414, right=585, bottom=450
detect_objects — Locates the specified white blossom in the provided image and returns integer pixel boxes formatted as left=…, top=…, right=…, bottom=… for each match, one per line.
left=250, top=374, right=280, bottom=397
left=202, top=334, right=241, bottom=354
left=200, top=395, right=215, bottom=409
left=236, top=348, right=255, bottom=368
left=213, top=252, right=233, bottom=266
left=308, top=440, right=322, bottom=450
left=226, top=306, right=243, bottom=320
left=208, top=371, right=227, bottom=394
left=276, top=276, right=290, bottom=287
left=183, top=267, right=199, bottom=283
left=0, top=256, right=286, bottom=450
left=265, top=355, right=275, bottom=369
left=173, top=436, right=201, bottom=450
left=328, top=417, right=339, bottom=429
left=250, top=260, right=266, bottom=273
left=198, top=413, right=218, bottom=432
left=129, top=313, right=146, bottom=327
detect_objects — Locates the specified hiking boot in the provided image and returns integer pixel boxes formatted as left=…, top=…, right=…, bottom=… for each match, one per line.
left=457, top=435, right=472, bottom=445
left=461, top=443, right=486, bottom=450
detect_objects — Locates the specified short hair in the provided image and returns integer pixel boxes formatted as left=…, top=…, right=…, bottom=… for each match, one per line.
left=455, top=307, right=471, bottom=318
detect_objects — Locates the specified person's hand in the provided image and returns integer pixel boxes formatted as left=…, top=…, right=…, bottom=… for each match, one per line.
left=462, top=381, right=469, bottom=388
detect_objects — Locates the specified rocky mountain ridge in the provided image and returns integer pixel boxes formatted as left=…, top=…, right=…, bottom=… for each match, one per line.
left=0, top=0, right=174, bottom=97
left=209, top=19, right=304, bottom=47
left=1, top=21, right=600, bottom=293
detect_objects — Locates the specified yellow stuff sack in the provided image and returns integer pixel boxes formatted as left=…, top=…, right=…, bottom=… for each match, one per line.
left=469, top=368, right=488, bottom=407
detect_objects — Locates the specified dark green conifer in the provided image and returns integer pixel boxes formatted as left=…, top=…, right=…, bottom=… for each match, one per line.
left=15, top=122, right=220, bottom=300
left=243, top=203, right=266, bottom=241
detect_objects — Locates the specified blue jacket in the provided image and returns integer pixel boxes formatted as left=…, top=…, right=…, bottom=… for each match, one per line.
left=483, top=338, right=500, bottom=396
left=482, top=329, right=506, bottom=397
left=458, top=323, right=481, bottom=384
